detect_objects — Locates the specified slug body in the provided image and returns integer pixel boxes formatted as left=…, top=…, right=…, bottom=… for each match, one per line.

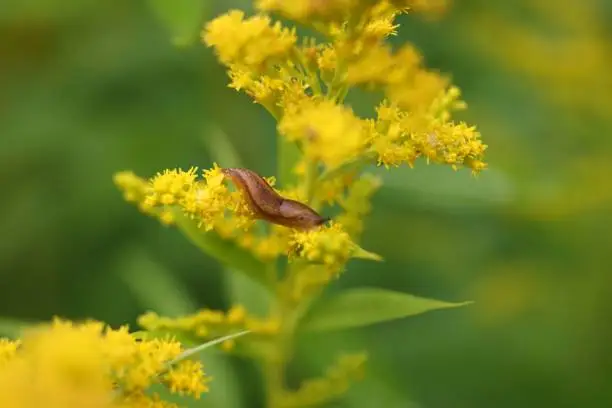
left=222, top=168, right=328, bottom=230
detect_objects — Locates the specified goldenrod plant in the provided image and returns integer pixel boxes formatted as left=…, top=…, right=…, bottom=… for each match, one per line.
left=113, top=1, right=486, bottom=407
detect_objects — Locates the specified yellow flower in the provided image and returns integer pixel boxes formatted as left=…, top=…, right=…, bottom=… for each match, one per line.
left=163, top=360, right=210, bottom=398
left=0, top=339, right=19, bottom=366
left=279, top=99, right=368, bottom=169
left=138, top=306, right=279, bottom=346
left=290, top=222, right=354, bottom=267
left=386, top=69, right=449, bottom=112
left=317, top=45, right=337, bottom=73
left=203, top=10, right=296, bottom=72
left=114, top=164, right=255, bottom=232
left=227, top=304, right=247, bottom=324
left=149, top=167, right=198, bottom=206
left=245, top=317, right=281, bottom=335
left=0, top=319, right=209, bottom=408
left=370, top=99, right=487, bottom=172
left=113, top=171, right=153, bottom=213
left=363, top=15, right=399, bottom=39
left=220, top=339, right=236, bottom=352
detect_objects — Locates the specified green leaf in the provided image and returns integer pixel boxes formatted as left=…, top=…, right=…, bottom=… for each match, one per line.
left=226, top=267, right=272, bottom=317
left=117, top=248, right=197, bottom=316
left=374, top=165, right=516, bottom=212
left=148, top=0, right=208, bottom=47
left=172, top=210, right=272, bottom=291
left=344, top=374, right=421, bottom=408
left=299, top=287, right=472, bottom=332
left=201, top=124, right=243, bottom=168
left=352, top=245, right=383, bottom=262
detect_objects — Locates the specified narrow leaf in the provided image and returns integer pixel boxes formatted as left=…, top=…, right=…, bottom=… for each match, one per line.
left=352, top=246, right=383, bottom=262
left=226, top=267, right=271, bottom=317
left=172, top=210, right=272, bottom=291
left=201, top=124, right=243, bottom=168
left=300, top=287, right=472, bottom=332
left=117, top=249, right=197, bottom=316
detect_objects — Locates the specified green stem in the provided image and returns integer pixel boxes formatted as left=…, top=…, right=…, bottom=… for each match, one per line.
left=264, top=296, right=298, bottom=408
left=167, top=331, right=250, bottom=366
left=263, top=259, right=313, bottom=408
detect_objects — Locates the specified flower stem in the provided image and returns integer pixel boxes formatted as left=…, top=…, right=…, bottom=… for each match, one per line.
left=264, top=298, right=296, bottom=408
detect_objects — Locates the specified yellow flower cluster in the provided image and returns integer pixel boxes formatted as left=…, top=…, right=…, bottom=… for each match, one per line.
left=0, top=319, right=209, bottom=408
left=114, top=164, right=253, bottom=229
left=203, top=1, right=486, bottom=174
left=290, top=223, right=354, bottom=267
left=284, top=222, right=381, bottom=301
left=279, top=100, right=368, bottom=170
left=232, top=223, right=292, bottom=261
left=139, top=305, right=280, bottom=349
left=113, top=171, right=153, bottom=214
left=278, top=352, right=367, bottom=408
left=203, top=10, right=296, bottom=72
left=369, top=96, right=487, bottom=171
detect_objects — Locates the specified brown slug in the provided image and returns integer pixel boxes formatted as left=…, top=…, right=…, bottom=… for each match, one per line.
left=221, top=167, right=329, bottom=230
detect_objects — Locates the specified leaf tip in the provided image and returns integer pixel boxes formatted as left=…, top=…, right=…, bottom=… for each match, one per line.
left=353, top=246, right=384, bottom=262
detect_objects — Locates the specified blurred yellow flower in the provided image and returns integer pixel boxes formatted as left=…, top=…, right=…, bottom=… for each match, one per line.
left=138, top=306, right=281, bottom=344
left=279, top=100, right=368, bottom=170
left=0, top=319, right=209, bottom=408
left=279, top=353, right=367, bottom=408
left=0, top=339, right=19, bottom=366
left=203, top=10, right=296, bottom=71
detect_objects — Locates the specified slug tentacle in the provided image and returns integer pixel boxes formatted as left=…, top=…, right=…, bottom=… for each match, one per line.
left=222, top=167, right=328, bottom=230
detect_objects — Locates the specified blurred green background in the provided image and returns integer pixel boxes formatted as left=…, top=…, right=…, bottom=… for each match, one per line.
left=1, top=0, right=611, bottom=407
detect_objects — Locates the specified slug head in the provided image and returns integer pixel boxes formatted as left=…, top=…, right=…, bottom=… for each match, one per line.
left=278, top=199, right=329, bottom=230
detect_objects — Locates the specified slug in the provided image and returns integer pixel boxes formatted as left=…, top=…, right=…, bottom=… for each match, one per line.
left=221, top=168, right=329, bottom=230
